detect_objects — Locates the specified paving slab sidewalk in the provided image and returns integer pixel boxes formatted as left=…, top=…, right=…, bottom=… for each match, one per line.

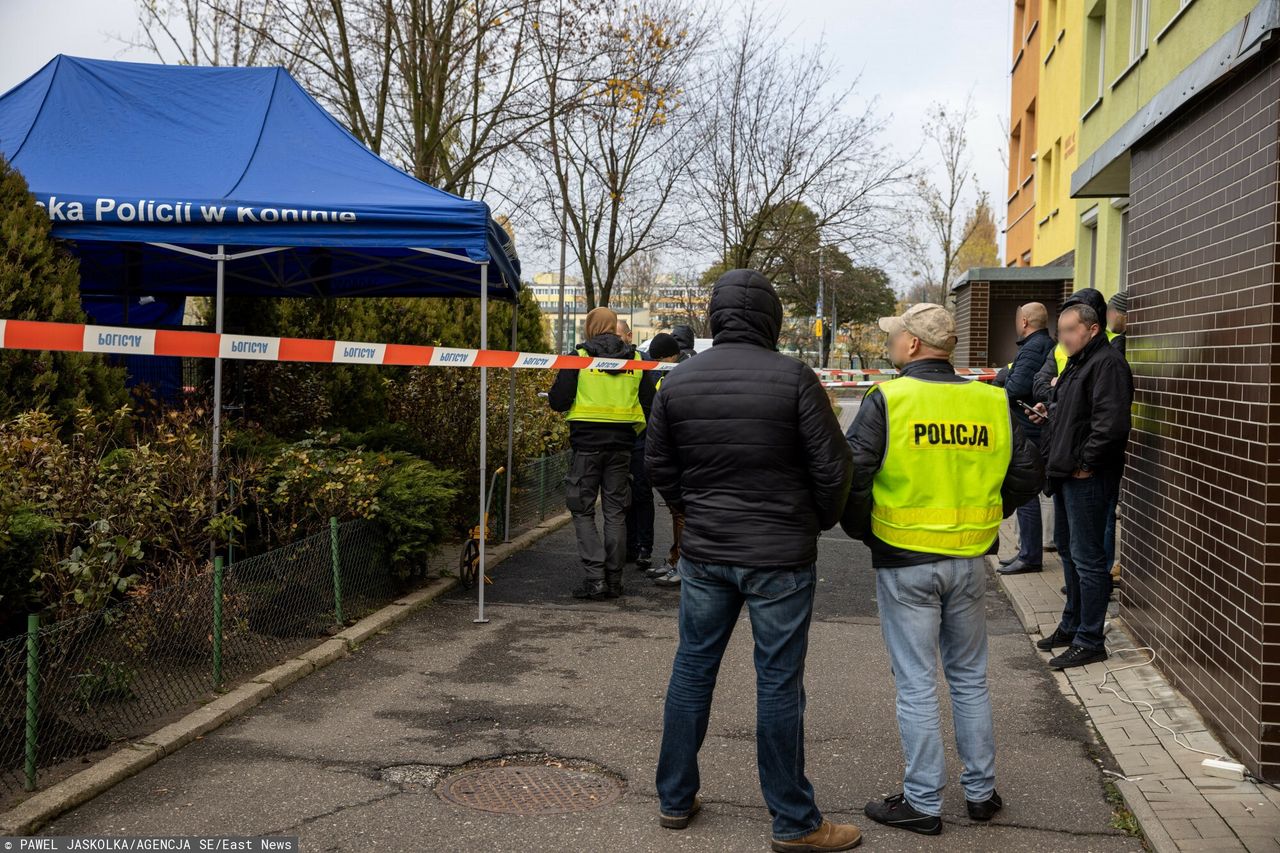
left=993, top=520, right=1280, bottom=853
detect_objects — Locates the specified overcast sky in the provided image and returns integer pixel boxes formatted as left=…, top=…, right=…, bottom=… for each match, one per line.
left=0, top=0, right=1012, bottom=283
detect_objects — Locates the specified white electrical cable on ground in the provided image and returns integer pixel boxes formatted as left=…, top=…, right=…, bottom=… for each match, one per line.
left=1095, top=638, right=1225, bottom=761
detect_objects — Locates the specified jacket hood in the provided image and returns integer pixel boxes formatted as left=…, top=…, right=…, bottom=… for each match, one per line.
left=709, top=269, right=782, bottom=349
left=579, top=333, right=636, bottom=372
left=670, top=325, right=696, bottom=351
left=1063, top=288, right=1108, bottom=322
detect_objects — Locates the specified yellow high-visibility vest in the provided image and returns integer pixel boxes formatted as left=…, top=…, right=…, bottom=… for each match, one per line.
left=564, top=348, right=646, bottom=433
left=870, top=376, right=1013, bottom=557
left=1053, top=330, right=1119, bottom=374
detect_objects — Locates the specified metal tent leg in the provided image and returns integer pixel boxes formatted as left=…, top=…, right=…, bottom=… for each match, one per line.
left=210, top=245, right=225, bottom=564
left=475, top=263, right=490, bottom=625
left=504, top=304, right=518, bottom=543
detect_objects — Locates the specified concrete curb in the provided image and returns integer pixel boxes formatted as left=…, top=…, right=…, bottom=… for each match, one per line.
left=1113, top=779, right=1177, bottom=853
left=0, top=518, right=572, bottom=838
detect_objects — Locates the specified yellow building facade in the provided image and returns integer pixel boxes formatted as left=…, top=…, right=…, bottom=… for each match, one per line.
left=1032, top=0, right=1084, bottom=266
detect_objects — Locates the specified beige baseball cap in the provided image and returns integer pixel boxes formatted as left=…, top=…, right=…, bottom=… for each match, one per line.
left=878, top=303, right=957, bottom=352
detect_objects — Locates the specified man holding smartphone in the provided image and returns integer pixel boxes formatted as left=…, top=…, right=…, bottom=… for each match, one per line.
left=993, top=303, right=1054, bottom=576
left=1028, top=303, right=1133, bottom=669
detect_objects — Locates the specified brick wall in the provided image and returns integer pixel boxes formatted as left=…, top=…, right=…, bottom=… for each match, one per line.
left=953, top=281, right=989, bottom=368
left=952, top=279, right=1072, bottom=368
left=1123, top=49, right=1280, bottom=777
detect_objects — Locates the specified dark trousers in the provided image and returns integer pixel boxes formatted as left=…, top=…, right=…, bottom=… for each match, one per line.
left=1103, top=488, right=1120, bottom=569
left=656, top=559, right=822, bottom=840
left=565, top=449, right=631, bottom=581
left=1015, top=497, right=1043, bottom=565
left=1054, top=471, right=1121, bottom=651
left=625, top=439, right=654, bottom=555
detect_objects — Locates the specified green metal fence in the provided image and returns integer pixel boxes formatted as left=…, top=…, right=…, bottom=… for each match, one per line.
left=499, top=449, right=572, bottom=539
left=0, top=449, right=572, bottom=806
left=0, top=518, right=395, bottom=803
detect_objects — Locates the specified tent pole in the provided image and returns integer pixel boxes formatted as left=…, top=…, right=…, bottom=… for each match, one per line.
left=504, top=304, right=518, bottom=543
left=475, top=263, right=490, bottom=625
left=210, top=245, right=225, bottom=564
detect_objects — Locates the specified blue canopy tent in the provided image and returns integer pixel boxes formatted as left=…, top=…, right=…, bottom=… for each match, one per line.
left=0, top=55, right=526, bottom=622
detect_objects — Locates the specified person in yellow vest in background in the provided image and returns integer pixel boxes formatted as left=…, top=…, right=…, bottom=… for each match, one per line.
left=842, top=303, right=1043, bottom=837
left=549, top=306, right=657, bottom=601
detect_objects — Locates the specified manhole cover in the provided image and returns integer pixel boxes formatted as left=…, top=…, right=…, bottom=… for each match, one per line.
left=437, top=764, right=624, bottom=815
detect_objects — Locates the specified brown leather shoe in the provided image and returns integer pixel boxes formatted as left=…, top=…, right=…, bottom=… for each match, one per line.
left=771, top=819, right=863, bottom=852
left=659, top=794, right=702, bottom=829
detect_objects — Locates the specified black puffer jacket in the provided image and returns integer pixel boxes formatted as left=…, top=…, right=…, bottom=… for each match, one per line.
left=1041, top=331, right=1133, bottom=482
left=549, top=332, right=657, bottom=452
left=645, top=269, right=852, bottom=570
left=842, top=360, right=1044, bottom=568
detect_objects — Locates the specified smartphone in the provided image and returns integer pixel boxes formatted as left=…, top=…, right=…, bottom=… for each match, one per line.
left=1018, top=400, right=1046, bottom=419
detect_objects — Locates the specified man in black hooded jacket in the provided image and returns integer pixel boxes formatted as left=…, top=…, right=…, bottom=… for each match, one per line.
left=646, top=270, right=861, bottom=851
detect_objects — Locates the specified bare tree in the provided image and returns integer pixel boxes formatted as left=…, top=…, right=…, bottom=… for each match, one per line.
left=904, top=99, right=983, bottom=306
left=132, top=0, right=553, bottom=197
left=652, top=272, right=711, bottom=337
left=525, top=0, right=706, bottom=309
left=685, top=5, right=908, bottom=276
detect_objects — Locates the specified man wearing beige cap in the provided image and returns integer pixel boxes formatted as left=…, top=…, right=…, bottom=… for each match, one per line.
left=842, top=303, right=1042, bottom=836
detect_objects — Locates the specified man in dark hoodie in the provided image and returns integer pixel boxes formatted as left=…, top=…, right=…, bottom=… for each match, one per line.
left=549, top=306, right=657, bottom=600
left=647, top=270, right=860, bottom=851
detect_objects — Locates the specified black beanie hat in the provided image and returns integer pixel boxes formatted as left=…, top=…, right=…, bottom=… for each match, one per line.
left=647, top=333, right=681, bottom=360
left=1109, top=291, right=1129, bottom=314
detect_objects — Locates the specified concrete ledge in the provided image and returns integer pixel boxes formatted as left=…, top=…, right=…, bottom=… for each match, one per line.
left=343, top=577, right=456, bottom=646
left=0, top=564, right=469, bottom=835
left=0, top=743, right=163, bottom=835
left=298, top=638, right=351, bottom=668
left=250, top=658, right=315, bottom=692
left=1113, top=779, right=1177, bottom=853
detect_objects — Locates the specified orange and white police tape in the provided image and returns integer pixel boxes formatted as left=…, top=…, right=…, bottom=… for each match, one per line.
left=0, top=318, right=999, bottom=387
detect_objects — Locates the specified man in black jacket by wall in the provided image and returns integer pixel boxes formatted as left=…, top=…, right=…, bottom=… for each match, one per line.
left=647, top=270, right=860, bottom=851
left=1029, top=303, right=1133, bottom=670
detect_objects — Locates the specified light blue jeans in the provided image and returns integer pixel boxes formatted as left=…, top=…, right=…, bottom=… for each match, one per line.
left=875, top=558, right=996, bottom=816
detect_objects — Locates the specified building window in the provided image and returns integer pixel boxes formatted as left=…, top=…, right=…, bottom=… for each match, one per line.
left=1023, top=100, right=1037, bottom=187
left=1009, top=121, right=1023, bottom=196
left=1129, top=0, right=1149, bottom=63
left=1039, top=146, right=1054, bottom=213
left=1046, top=0, right=1058, bottom=36
left=1082, top=205, right=1100, bottom=289
left=1118, top=208, right=1130, bottom=291
left=1084, top=2, right=1107, bottom=109
left=1014, top=0, right=1027, bottom=58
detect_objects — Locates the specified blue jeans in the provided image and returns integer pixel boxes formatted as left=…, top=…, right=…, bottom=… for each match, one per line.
left=1015, top=497, right=1043, bottom=565
left=876, top=559, right=996, bottom=816
left=1103, top=488, right=1119, bottom=569
left=656, top=558, right=822, bottom=840
left=1054, top=472, right=1120, bottom=651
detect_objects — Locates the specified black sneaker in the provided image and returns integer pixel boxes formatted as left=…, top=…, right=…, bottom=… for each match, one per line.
left=571, top=579, right=614, bottom=601
left=967, top=790, right=1003, bottom=821
left=998, top=555, right=1019, bottom=567
left=864, top=793, right=942, bottom=836
left=636, top=548, right=652, bottom=570
left=1035, top=629, right=1075, bottom=651
left=1049, top=645, right=1108, bottom=670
